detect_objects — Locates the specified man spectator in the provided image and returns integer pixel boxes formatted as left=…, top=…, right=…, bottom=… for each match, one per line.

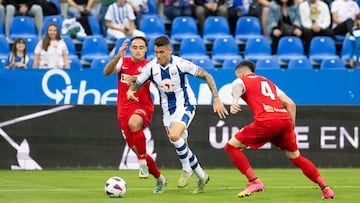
left=67, top=0, right=97, bottom=18
left=194, top=0, right=227, bottom=34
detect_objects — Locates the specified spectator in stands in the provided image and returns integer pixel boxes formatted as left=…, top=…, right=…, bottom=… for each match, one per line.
left=105, top=0, right=145, bottom=39
left=5, top=0, right=44, bottom=37
left=98, top=0, right=116, bottom=35
left=227, top=0, right=251, bottom=34
left=35, top=0, right=60, bottom=16
left=248, top=0, right=272, bottom=36
left=266, top=0, right=305, bottom=55
left=299, top=0, right=334, bottom=39
left=127, top=0, right=150, bottom=26
left=33, top=23, right=70, bottom=69
left=0, top=0, right=4, bottom=24
left=194, top=0, right=227, bottom=34
left=349, top=13, right=360, bottom=68
left=5, top=37, right=30, bottom=69
left=163, top=0, right=194, bottom=21
left=330, top=0, right=360, bottom=37
left=67, top=0, right=97, bottom=18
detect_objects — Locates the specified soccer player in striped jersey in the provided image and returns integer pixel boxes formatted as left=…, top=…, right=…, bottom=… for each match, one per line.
left=225, top=60, right=334, bottom=199
left=104, top=36, right=166, bottom=194
left=127, top=35, right=229, bottom=193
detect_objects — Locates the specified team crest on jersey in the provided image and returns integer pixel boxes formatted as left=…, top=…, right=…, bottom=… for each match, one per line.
left=160, top=78, right=176, bottom=92
left=170, top=68, right=178, bottom=76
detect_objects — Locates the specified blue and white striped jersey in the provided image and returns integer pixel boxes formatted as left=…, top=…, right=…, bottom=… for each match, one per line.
left=136, top=55, right=199, bottom=115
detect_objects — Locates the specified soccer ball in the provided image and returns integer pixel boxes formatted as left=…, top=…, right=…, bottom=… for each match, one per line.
left=104, top=176, right=127, bottom=198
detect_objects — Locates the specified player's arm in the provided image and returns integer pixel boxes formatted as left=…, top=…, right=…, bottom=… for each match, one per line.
left=103, top=40, right=128, bottom=75
left=278, top=93, right=296, bottom=126
left=230, top=80, right=244, bottom=114
left=126, top=81, right=143, bottom=102
left=195, top=67, right=229, bottom=119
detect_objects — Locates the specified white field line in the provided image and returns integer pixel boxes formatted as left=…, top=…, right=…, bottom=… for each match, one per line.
left=0, top=186, right=359, bottom=192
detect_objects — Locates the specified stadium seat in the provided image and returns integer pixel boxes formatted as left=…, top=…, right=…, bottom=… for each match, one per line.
left=41, top=15, right=64, bottom=37
left=235, top=16, right=262, bottom=44
left=211, top=36, right=240, bottom=65
left=77, top=16, right=102, bottom=41
left=0, top=35, right=10, bottom=62
left=203, top=16, right=232, bottom=43
left=287, top=58, right=313, bottom=69
left=244, top=36, right=272, bottom=62
left=23, top=36, right=39, bottom=58
left=191, top=57, right=214, bottom=69
left=170, top=16, right=199, bottom=44
left=68, top=57, right=83, bottom=69
left=320, top=57, right=345, bottom=69
left=80, top=36, right=109, bottom=64
left=308, top=36, right=338, bottom=65
left=340, top=37, right=353, bottom=65
left=9, top=16, right=38, bottom=40
left=61, top=35, right=78, bottom=59
left=139, top=15, right=166, bottom=40
left=276, top=36, right=307, bottom=65
left=0, top=20, right=4, bottom=36
left=112, top=37, right=132, bottom=57
left=90, top=57, right=112, bottom=69
left=179, top=36, right=209, bottom=61
left=256, top=57, right=281, bottom=69
left=146, top=0, right=158, bottom=15
left=222, top=57, right=243, bottom=69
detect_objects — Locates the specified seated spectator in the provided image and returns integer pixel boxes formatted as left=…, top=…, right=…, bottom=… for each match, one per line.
left=299, top=0, right=334, bottom=39
left=105, top=0, right=145, bottom=39
left=266, top=0, right=306, bottom=54
left=0, top=0, right=4, bottom=24
left=331, top=0, right=360, bottom=37
left=227, top=0, right=251, bottom=34
left=127, top=0, right=150, bottom=26
left=349, top=13, right=360, bottom=68
left=194, top=0, right=227, bottom=33
left=67, top=0, right=97, bottom=19
left=33, top=23, right=70, bottom=69
left=5, top=37, right=30, bottom=69
left=247, top=0, right=272, bottom=36
left=35, top=0, right=60, bottom=16
left=98, top=0, right=116, bottom=35
left=163, top=0, right=194, bottom=21
left=5, top=0, right=44, bottom=36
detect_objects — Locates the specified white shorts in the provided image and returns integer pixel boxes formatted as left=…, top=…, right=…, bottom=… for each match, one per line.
left=163, top=105, right=196, bottom=138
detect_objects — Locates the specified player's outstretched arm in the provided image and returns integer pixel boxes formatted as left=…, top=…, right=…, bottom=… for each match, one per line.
left=230, top=82, right=243, bottom=114
left=196, top=67, right=229, bottom=119
left=103, top=40, right=128, bottom=75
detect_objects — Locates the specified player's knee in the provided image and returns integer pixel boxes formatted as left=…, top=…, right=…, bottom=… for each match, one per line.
left=128, top=121, right=142, bottom=132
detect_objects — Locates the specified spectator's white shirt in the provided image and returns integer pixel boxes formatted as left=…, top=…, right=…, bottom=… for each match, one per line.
left=299, top=0, right=331, bottom=29
left=34, top=39, right=68, bottom=69
left=331, top=0, right=360, bottom=28
left=105, top=2, right=136, bottom=29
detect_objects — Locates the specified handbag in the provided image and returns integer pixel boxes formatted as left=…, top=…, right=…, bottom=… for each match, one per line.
left=280, top=22, right=295, bottom=36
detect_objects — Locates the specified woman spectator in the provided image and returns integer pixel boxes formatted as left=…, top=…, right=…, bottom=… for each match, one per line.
left=6, top=38, right=30, bottom=69
left=331, top=0, right=360, bottom=37
left=33, top=23, right=70, bottom=69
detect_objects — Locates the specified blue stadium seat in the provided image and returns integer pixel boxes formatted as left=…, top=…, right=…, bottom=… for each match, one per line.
left=41, top=15, right=64, bottom=37
left=287, top=58, right=313, bottom=69
left=211, top=36, right=240, bottom=65
left=256, top=57, right=281, bottom=69
left=112, top=37, right=132, bottom=57
left=203, top=16, right=232, bottom=43
left=9, top=16, right=38, bottom=40
left=191, top=57, right=214, bottom=69
left=340, top=37, right=353, bottom=65
left=90, top=56, right=112, bottom=69
left=277, top=36, right=307, bottom=65
left=179, top=36, right=208, bottom=61
left=139, top=15, right=166, bottom=40
left=61, top=35, right=78, bottom=59
left=320, top=57, right=345, bottom=69
left=0, top=20, right=4, bottom=36
left=24, top=36, right=39, bottom=58
left=244, top=36, right=272, bottom=62
left=309, top=36, right=338, bottom=65
left=235, top=16, right=262, bottom=44
left=146, top=0, right=158, bottom=15
left=81, top=36, right=109, bottom=64
left=222, top=57, right=243, bottom=69
left=68, top=57, right=83, bottom=70
left=170, top=16, right=199, bottom=44
left=0, top=35, right=10, bottom=62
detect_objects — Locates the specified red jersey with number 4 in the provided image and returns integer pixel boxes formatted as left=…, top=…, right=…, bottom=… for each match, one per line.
left=117, top=57, right=153, bottom=114
left=240, top=73, right=290, bottom=121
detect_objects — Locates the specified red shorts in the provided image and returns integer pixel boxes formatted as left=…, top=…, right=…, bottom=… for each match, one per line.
left=234, top=119, right=298, bottom=152
left=118, top=107, right=153, bottom=147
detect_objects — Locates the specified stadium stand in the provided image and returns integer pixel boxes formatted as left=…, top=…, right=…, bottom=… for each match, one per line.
left=203, top=16, right=232, bottom=44
left=170, top=16, right=199, bottom=44
left=0, top=35, right=10, bottom=62
left=211, top=36, right=240, bottom=66
left=244, top=36, right=272, bottom=63
left=287, top=58, right=313, bottom=69
left=62, top=35, right=79, bottom=60
left=9, top=16, right=37, bottom=41
left=23, top=36, right=39, bottom=59
left=139, top=15, right=166, bottom=40
left=256, top=57, right=281, bottom=69
left=90, top=57, right=112, bottom=69
left=340, top=37, right=352, bottom=66
left=276, top=36, right=307, bottom=65
left=222, top=57, right=243, bottom=69
left=191, top=57, right=215, bottom=69
left=320, top=57, right=345, bottom=69
left=179, top=36, right=208, bottom=61
left=235, top=16, right=262, bottom=45
left=68, top=57, right=83, bottom=70
left=80, top=36, right=109, bottom=65
left=308, top=36, right=338, bottom=66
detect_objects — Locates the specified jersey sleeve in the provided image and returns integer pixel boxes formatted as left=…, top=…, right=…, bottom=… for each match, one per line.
left=275, top=85, right=285, bottom=97
left=179, top=57, right=198, bottom=76
left=136, top=61, right=152, bottom=85
left=231, top=78, right=245, bottom=94
left=115, top=57, right=123, bottom=73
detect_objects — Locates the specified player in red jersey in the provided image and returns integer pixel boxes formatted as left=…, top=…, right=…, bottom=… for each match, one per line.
left=103, top=36, right=166, bottom=194
left=224, top=60, right=334, bottom=199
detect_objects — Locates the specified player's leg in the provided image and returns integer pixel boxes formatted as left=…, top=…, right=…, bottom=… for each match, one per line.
left=274, top=119, right=334, bottom=199
left=187, top=147, right=209, bottom=193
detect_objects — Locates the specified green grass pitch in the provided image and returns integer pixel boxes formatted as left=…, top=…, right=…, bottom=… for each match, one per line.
left=0, top=168, right=358, bottom=203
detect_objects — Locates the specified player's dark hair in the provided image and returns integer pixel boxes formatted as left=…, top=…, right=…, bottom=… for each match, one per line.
left=130, top=36, right=148, bottom=47
left=235, top=60, right=256, bottom=72
left=154, top=35, right=170, bottom=47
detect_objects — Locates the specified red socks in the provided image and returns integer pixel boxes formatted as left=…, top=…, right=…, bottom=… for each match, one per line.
left=132, top=129, right=146, bottom=159
left=224, top=143, right=256, bottom=181
left=146, top=154, right=161, bottom=178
